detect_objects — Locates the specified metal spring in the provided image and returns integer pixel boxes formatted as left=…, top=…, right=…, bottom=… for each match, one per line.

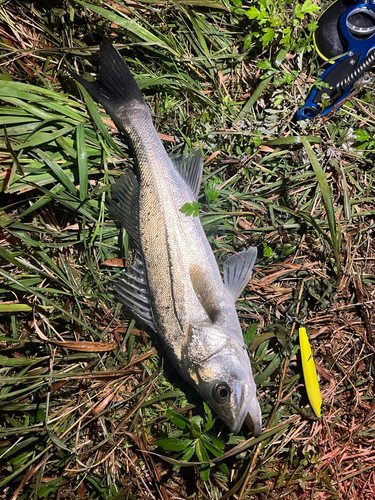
left=336, top=49, right=375, bottom=93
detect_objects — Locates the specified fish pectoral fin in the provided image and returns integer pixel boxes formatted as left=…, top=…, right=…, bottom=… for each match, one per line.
left=189, top=264, right=222, bottom=323
left=113, top=251, right=156, bottom=331
left=223, top=248, right=257, bottom=301
left=106, top=168, right=140, bottom=246
left=170, top=150, right=203, bottom=200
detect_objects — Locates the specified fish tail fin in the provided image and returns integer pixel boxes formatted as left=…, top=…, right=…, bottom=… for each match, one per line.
left=71, top=39, right=147, bottom=121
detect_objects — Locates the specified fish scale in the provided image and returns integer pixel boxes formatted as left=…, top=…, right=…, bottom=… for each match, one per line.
left=72, top=39, right=262, bottom=435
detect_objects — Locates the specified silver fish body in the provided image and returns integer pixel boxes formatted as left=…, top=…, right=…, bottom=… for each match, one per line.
left=73, top=40, right=262, bottom=435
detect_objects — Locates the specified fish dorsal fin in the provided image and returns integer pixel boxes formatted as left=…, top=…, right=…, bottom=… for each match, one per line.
left=170, top=150, right=203, bottom=200
left=189, top=264, right=222, bottom=323
left=113, top=251, right=156, bottom=331
left=106, top=169, right=140, bottom=246
left=223, top=248, right=257, bottom=301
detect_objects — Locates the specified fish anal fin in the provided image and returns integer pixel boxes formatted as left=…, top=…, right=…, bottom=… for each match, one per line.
left=223, top=248, right=257, bottom=301
left=106, top=168, right=140, bottom=246
left=189, top=264, right=222, bottom=323
left=170, top=150, right=203, bottom=200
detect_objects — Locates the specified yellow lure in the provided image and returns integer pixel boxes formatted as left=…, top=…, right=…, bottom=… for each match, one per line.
left=299, top=327, right=322, bottom=418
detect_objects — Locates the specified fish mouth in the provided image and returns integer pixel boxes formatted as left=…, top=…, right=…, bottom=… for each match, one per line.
left=245, top=411, right=262, bottom=437
left=231, top=410, right=247, bottom=434
left=232, top=385, right=262, bottom=436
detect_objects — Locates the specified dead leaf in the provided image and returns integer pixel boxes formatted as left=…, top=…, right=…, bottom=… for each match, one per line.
left=46, top=340, right=118, bottom=352
left=101, top=258, right=124, bottom=267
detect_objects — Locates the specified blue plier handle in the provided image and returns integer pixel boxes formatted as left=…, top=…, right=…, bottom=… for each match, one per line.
left=297, top=0, right=375, bottom=120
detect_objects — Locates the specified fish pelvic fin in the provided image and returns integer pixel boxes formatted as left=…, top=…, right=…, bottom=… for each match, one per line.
left=71, top=39, right=148, bottom=124
left=223, top=248, right=257, bottom=301
left=106, top=168, right=140, bottom=246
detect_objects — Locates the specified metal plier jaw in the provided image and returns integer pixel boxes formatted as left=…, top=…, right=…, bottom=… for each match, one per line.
left=297, top=0, right=375, bottom=120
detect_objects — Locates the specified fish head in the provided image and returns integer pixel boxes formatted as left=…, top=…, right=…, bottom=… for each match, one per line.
left=182, top=322, right=262, bottom=435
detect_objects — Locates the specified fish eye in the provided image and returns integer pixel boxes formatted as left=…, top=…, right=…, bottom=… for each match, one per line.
left=213, top=383, right=231, bottom=403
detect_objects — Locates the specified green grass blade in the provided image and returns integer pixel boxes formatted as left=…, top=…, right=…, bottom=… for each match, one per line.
left=234, top=76, right=272, bottom=124
left=79, top=88, right=121, bottom=152
left=35, top=149, right=78, bottom=196
left=76, top=122, right=88, bottom=201
left=0, top=268, right=98, bottom=336
left=302, top=137, right=341, bottom=277
left=74, top=1, right=180, bottom=56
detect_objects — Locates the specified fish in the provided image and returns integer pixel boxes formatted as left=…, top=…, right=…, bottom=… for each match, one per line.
left=72, top=40, right=262, bottom=435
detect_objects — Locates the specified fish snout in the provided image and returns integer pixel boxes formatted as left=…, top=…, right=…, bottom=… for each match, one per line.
left=245, top=411, right=262, bottom=437
left=244, top=397, right=262, bottom=437
left=231, top=382, right=262, bottom=435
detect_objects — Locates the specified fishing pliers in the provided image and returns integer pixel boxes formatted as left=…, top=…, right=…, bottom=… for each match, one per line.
left=297, top=0, right=375, bottom=120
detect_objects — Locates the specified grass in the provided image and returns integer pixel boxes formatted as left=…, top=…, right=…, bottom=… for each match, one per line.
left=0, top=0, right=374, bottom=498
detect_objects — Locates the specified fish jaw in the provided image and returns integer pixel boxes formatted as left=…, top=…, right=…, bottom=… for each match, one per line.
left=244, top=399, right=263, bottom=437
left=182, top=322, right=262, bottom=435
left=235, top=388, right=262, bottom=436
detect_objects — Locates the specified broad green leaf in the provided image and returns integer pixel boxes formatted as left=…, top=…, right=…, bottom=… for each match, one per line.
left=195, top=439, right=210, bottom=481
left=10, top=451, right=34, bottom=471
left=166, top=410, right=189, bottom=430
left=180, top=201, right=200, bottom=217
left=200, top=435, right=224, bottom=457
left=195, top=438, right=209, bottom=462
left=0, top=437, right=39, bottom=460
left=209, top=433, right=226, bottom=451
left=261, top=28, right=275, bottom=48
left=244, top=323, right=259, bottom=347
left=190, top=415, right=203, bottom=437
left=246, top=7, right=261, bottom=19
left=203, top=402, right=215, bottom=433
left=172, top=444, right=196, bottom=471
left=37, top=477, right=64, bottom=499
left=153, top=437, right=194, bottom=452
left=301, top=0, right=320, bottom=14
